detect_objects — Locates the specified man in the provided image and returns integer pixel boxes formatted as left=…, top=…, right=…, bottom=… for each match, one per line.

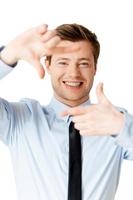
left=0, top=24, right=133, bottom=200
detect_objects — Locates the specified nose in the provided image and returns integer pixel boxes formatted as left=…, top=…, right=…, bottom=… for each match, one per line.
left=66, top=64, right=80, bottom=78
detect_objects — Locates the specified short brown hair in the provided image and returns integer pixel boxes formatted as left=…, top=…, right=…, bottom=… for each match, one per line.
left=46, top=23, right=100, bottom=66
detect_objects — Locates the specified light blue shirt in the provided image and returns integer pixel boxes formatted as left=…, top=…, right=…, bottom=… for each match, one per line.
left=0, top=60, right=133, bottom=200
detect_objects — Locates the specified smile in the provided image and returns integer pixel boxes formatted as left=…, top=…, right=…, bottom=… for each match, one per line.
left=63, top=81, right=83, bottom=87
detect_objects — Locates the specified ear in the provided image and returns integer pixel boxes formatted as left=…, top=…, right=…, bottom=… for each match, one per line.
left=94, top=66, right=97, bottom=76
left=45, top=59, right=51, bottom=74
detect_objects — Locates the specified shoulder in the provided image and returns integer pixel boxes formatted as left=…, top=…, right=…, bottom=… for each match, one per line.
left=19, top=98, right=43, bottom=112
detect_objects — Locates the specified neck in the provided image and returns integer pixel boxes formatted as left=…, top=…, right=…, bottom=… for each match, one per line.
left=54, top=95, right=90, bottom=107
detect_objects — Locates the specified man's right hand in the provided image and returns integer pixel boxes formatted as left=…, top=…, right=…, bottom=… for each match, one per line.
left=0, top=24, right=74, bottom=78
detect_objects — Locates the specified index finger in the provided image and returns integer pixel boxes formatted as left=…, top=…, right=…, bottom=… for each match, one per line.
left=50, top=45, right=80, bottom=54
left=44, top=36, right=80, bottom=55
left=60, top=106, right=87, bottom=117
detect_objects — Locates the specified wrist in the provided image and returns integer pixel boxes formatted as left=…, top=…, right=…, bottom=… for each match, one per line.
left=0, top=45, right=18, bottom=67
left=114, top=111, right=125, bottom=134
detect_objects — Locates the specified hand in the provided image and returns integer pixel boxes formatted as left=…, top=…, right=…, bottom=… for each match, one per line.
left=61, top=83, right=125, bottom=136
left=0, top=24, right=76, bottom=78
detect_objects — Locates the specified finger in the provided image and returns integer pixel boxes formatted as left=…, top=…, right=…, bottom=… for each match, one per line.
left=79, top=129, right=93, bottom=135
left=61, top=107, right=86, bottom=117
left=60, top=110, right=69, bottom=117
left=74, top=122, right=88, bottom=130
left=48, top=45, right=80, bottom=55
left=72, top=114, right=88, bottom=123
left=79, top=125, right=98, bottom=135
left=41, top=30, right=56, bottom=42
left=45, top=36, right=61, bottom=49
left=30, top=58, right=45, bottom=78
left=44, top=37, right=80, bottom=55
left=37, top=24, right=48, bottom=34
left=72, top=104, right=98, bottom=122
left=80, top=129, right=109, bottom=136
left=96, top=82, right=110, bottom=105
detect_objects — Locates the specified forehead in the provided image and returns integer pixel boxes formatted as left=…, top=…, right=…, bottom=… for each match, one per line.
left=52, top=40, right=94, bottom=60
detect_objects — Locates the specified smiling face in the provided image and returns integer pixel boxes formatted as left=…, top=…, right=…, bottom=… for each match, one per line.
left=46, top=40, right=96, bottom=107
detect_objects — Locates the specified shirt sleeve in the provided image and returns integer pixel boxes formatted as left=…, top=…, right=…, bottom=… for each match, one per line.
left=0, top=60, right=13, bottom=79
left=0, top=98, right=31, bottom=146
left=114, top=109, right=133, bottom=160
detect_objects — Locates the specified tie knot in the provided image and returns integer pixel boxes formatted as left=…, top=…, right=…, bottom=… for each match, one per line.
left=69, top=121, right=75, bottom=129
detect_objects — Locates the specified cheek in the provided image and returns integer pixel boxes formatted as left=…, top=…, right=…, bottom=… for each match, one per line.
left=82, top=69, right=95, bottom=80
left=50, top=71, right=64, bottom=83
left=51, top=68, right=66, bottom=79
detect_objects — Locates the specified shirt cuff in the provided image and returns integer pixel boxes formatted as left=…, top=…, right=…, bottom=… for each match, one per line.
left=114, top=112, right=133, bottom=149
left=0, top=46, right=18, bottom=68
left=0, top=60, right=13, bottom=79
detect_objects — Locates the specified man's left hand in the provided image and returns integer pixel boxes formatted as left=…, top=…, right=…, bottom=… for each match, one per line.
left=61, top=83, right=125, bottom=136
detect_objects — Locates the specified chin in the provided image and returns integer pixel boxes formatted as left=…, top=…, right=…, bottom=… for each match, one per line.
left=64, top=94, right=88, bottom=102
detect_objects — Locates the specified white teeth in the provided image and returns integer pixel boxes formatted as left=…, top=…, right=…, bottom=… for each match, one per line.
left=64, top=82, right=81, bottom=86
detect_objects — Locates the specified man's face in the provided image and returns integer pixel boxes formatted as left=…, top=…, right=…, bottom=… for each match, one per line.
left=46, top=40, right=96, bottom=106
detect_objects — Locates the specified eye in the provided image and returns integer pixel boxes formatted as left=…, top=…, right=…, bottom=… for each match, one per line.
left=79, top=62, right=90, bottom=68
left=58, top=62, right=68, bottom=66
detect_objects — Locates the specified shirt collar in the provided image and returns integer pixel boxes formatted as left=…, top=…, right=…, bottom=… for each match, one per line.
left=48, top=97, right=91, bottom=123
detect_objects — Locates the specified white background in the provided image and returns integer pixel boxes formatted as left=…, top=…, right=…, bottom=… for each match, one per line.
left=0, top=0, right=133, bottom=199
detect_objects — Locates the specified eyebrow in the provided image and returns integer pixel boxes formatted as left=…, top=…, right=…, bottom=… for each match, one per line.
left=56, top=58, right=70, bottom=61
left=56, top=57, right=91, bottom=62
left=78, top=58, right=91, bottom=62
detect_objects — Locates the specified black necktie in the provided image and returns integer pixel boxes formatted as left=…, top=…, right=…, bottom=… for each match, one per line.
left=68, top=121, right=82, bottom=200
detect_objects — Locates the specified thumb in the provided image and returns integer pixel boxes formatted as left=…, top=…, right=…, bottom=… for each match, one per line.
left=96, top=82, right=110, bottom=104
